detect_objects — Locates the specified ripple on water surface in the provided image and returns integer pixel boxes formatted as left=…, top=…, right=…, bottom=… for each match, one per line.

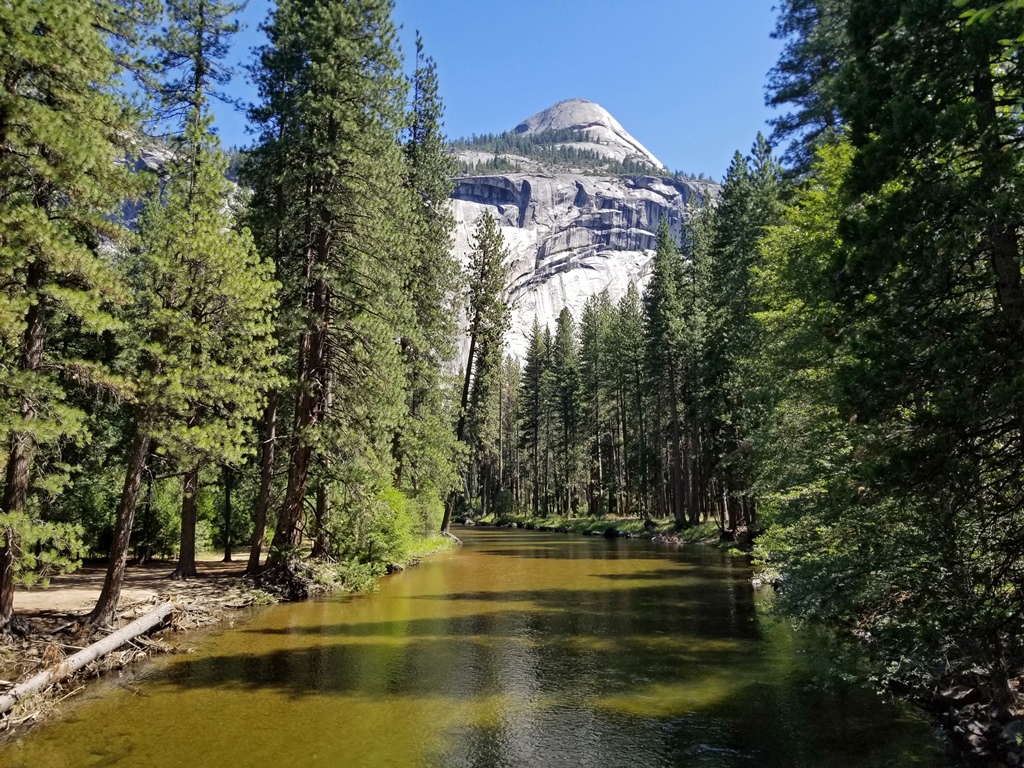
left=3, top=529, right=957, bottom=768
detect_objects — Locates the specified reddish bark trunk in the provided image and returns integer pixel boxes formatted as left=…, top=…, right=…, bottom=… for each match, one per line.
left=88, top=427, right=152, bottom=626
left=246, top=394, right=277, bottom=575
left=270, top=274, right=328, bottom=564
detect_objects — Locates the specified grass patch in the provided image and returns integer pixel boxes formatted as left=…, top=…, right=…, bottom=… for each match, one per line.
left=405, top=533, right=459, bottom=560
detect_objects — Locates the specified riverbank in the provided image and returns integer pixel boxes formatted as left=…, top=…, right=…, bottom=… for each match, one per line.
left=0, top=535, right=457, bottom=737
left=461, top=513, right=726, bottom=546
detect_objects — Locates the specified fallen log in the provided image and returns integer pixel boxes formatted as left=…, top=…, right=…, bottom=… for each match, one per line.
left=0, top=600, right=177, bottom=717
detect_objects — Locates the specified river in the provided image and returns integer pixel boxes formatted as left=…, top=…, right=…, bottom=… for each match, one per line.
left=3, top=528, right=956, bottom=767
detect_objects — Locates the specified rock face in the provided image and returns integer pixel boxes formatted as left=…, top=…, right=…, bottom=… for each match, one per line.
left=513, top=98, right=665, bottom=170
left=450, top=102, right=715, bottom=360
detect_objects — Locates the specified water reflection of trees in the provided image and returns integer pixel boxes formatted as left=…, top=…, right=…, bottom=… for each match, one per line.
left=148, top=534, right=944, bottom=767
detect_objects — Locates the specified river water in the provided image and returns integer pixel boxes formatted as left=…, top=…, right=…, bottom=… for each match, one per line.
left=3, top=528, right=955, bottom=767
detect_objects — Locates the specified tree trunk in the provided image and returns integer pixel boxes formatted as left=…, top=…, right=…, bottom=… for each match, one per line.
left=442, top=327, right=477, bottom=534
left=0, top=259, right=48, bottom=628
left=667, top=365, right=686, bottom=529
left=222, top=464, right=233, bottom=562
left=0, top=601, right=177, bottom=716
left=135, top=468, right=155, bottom=565
left=246, top=394, right=277, bottom=575
left=974, top=68, right=1024, bottom=341
left=270, top=275, right=328, bottom=562
left=311, top=482, right=330, bottom=558
left=974, top=62, right=1024, bottom=440
left=0, top=532, right=14, bottom=631
left=87, top=426, right=152, bottom=627
left=171, top=467, right=199, bottom=580
left=441, top=491, right=457, bottom=533
left=498, top=385, right=504, bottom=494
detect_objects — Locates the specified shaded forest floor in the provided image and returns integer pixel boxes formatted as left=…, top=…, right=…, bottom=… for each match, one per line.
left=0, top=551, right=271, bottom=737
left=13, top=551, right=259, bottom=624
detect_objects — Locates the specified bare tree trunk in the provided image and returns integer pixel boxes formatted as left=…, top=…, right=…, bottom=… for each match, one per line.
left=311, top=482, right=330, bottom=558
left=171, top=467, right=200, bottom=580
left=135, top=466, right=155, bottom=565
left=0, top=601, right=177, bottom=716
left=667, top=364, right=686, bottom=529
left=88, top=427, right=152, bottom=627
left=246, top=394, right=277, bottom=575
left=498, top=384, right=504, bottom=494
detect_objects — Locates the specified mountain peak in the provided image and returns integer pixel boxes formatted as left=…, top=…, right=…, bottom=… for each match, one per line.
left=513, top=99, right=614, bottom=134
left=513, top=99, right=664, bottom=170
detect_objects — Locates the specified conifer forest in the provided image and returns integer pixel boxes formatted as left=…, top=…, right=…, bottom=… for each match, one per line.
left=1, top=1, right=1023, bottom=765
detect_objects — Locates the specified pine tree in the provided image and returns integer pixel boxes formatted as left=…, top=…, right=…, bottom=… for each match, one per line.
left=578, top=293, right=615, bottom=517
left=757, top=0, right=1024, bottom=708
left=249, top=0, right=412, bottom=563
left=497, top=355, right=521, bottom=507
left=701, top=135, right=782, bottom=535
left=644, top=220, right=687, bottom=527
left=393, top=33, right=461, bottom=499
left=519, top=319, right=547, bottom=517
left=466, top=319, right=504, bottom=515
left=611, top=284, right=648, bottom=516
left=550, top=308, right=582, bottom=515
left=152, top=0, right=242, bottom=121
left=828, top=0, right=1024, bottom=690
left=767, top=0, right=848, bottom=172
left=540, top=325, right=555, bottom=515
left=444, top=211, right=509, bottom=530
left=88, top=119, right=277, bottom=622
left=0, top=0, right=152, bottom=630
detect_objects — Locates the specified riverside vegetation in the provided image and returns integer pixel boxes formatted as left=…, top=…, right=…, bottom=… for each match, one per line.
left=0, top=0, right=1023, bottom=763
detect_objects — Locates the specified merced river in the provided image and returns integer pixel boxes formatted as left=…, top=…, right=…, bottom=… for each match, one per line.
left=2, top=528, right=957, bottom=767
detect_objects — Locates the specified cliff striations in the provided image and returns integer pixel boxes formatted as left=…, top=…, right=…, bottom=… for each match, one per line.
left=450, top=100, right=716, bottom=359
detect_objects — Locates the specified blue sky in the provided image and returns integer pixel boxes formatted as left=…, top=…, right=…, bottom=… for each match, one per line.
left=216, top=1, right=785, bottom=181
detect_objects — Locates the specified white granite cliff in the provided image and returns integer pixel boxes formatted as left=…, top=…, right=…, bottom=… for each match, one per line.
left=451, top=100, right=716, bottom=360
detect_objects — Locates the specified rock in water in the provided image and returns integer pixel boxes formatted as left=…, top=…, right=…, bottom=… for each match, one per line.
left=451, top=100, right=716, bottom=360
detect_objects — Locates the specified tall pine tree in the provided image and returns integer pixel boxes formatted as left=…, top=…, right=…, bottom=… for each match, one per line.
left=0, top=0, right=151, bottom=630
left=250, top=0, right=412, bottom=565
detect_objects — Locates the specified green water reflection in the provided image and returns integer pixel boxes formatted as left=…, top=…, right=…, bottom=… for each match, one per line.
left=2, top=529, right=956, bottom=767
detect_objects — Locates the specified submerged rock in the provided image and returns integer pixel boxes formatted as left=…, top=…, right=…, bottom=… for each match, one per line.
left=651, top=533, right=683, bottom=545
